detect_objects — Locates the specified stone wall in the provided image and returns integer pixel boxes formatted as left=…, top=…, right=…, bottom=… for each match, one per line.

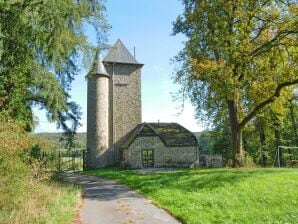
left=105, top=63, right=142, bottom=164
left=87, top=75, right=111, bottom=168
left=123, top=136, right=198, bottom=169
left=199, top=154, right=223, bottom=168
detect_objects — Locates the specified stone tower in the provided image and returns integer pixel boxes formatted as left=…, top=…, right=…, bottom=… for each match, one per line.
left=87, top=39, right=143, bottom=168
left=87, top=55, right=110, bottom=168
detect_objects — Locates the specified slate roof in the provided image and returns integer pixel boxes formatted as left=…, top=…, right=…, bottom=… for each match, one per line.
left=88, top=55, right=110, bottom=78
left=103, top=39, right=143, bottom=65
left=121, top=122, right=198, bottom=148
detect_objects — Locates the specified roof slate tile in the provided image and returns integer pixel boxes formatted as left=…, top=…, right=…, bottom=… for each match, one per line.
left=103, top=39, right=142, bottom=65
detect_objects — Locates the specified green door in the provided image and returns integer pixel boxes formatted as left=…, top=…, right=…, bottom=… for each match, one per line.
left=142, top=149, right=154, bottom=168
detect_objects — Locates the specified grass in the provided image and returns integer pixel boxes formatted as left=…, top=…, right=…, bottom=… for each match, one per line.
left=0, top=122, right=81, bottom=224
left=0, top=174, right=81, bottom=224
left=83, top=168, right=298, bottom=224
left=36, top=175, right=81, bottom=224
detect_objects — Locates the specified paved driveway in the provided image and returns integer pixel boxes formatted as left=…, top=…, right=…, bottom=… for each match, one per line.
left=65, top=174, right=180, bottom=224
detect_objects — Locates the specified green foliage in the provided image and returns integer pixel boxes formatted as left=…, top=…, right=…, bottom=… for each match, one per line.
left=197, top=98, right=298, bottom=167
left=173, top=0, right=298, bottom=166
left=0, top=122, right=80, bottom=224
left=60, top=130, right=79, bottom=150
left=0, top=0, right=109, bottom=132
left=282, top=97, right=298, bottom=145
left=244, top=97, right=298, bottom=166
left=197, top=131, right=214, bottom=154
left=84, top=168, right=298, bottom=224
left=35, top=132, right=87, bottom=149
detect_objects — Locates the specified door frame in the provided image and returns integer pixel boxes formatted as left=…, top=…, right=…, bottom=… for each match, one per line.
left=141, top=149, right=154, bottom=168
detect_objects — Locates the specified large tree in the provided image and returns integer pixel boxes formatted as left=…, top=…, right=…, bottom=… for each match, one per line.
left=0, top=0, right=108, bottom=132
left=173, top=0, right=298, bottom=167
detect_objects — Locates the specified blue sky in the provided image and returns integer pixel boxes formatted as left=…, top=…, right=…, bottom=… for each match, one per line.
left=33, top=0, right=203, bottom=133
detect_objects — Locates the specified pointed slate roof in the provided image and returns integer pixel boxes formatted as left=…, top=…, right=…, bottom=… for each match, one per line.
left=88, top=55, right=110, bottom=78
left=103, top=39, right=142, bottom=65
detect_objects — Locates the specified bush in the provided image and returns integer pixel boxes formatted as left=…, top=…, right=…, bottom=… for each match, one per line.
left=0, top=122, right=80, bottom=224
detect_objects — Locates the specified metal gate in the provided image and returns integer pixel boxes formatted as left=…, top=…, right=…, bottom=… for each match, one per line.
left=32, top=150, right=87, bottom=171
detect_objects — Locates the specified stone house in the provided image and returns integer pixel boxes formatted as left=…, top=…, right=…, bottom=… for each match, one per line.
left=86, top=39, right=200, bottom=169
left=120, top=122, right=199, bottom=169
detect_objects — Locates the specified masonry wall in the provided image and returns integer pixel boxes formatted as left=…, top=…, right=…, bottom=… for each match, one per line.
left=87, top=75, right=111, bottom=168
left=104, top=63, right=142, bottom=164
left=123, top=136, right=198, bottom=169
left=199, top=154, right=223, bottom=168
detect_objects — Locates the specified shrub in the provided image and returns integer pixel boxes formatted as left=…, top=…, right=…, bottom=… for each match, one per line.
left=0, top=122, right=80, bottom=224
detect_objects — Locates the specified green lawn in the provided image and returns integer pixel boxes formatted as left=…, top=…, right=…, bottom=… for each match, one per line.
left=83, top=168, right=298, bottom=224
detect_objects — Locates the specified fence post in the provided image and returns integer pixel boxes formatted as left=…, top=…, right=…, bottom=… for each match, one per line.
left=277, top=146, right=281, bottom=168
left=43, top=151, right=47, bottom=169
left=83, top=150, right=87, bottom=171
left=58, top=151, right=61, bottom=171
left=42, top=151, right=44, bottom=168
left=72, top=151, right=75, bottom=170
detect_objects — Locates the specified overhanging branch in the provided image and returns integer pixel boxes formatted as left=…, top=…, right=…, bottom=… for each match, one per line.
left=239, top=79, right=298, bottom=128
left=251, top=30, right=297, bottom=57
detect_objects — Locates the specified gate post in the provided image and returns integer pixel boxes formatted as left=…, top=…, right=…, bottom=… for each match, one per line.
left=83, top=150, right=88, bottom=171
left=42, top=151, right=46, bottom=169
left=72, top=151, right=75, bottom=170
left=58, top=151, right=61, bottom=171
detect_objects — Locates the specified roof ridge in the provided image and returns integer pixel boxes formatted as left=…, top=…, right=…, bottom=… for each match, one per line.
left=146, top=123, right=159, bottom=135
left=103, top=39, right=142, bottom=65
left=136, top=122, right=147, bottom=135
left=120, top=122, right=198, bottom=149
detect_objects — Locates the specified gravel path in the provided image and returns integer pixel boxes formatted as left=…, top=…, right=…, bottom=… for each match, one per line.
left=64, top=173, right=180, bottom=224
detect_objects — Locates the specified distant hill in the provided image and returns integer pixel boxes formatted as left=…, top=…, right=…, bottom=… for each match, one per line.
left=35, top=132, right=202, bottom=149
left=34, top=132, right=87, bottom=149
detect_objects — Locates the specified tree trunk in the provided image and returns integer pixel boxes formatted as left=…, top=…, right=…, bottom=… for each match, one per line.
left=227, top=100, right=244, bottom=167
left=271, top=111, right=282, bottom=166
left=289, top=99, right=298, bottom=146
left=257, top=118, right=266, bottom=145
left=256, top=117, right=267, bottom=166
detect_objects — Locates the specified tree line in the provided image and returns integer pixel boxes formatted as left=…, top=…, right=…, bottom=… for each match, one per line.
left=173, top=0, right=298, bottom=167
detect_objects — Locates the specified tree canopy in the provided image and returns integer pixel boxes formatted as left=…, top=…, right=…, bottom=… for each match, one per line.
left=0, top=0, right=109, bottom=132
left=173, top=0, right=298, bottom=167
